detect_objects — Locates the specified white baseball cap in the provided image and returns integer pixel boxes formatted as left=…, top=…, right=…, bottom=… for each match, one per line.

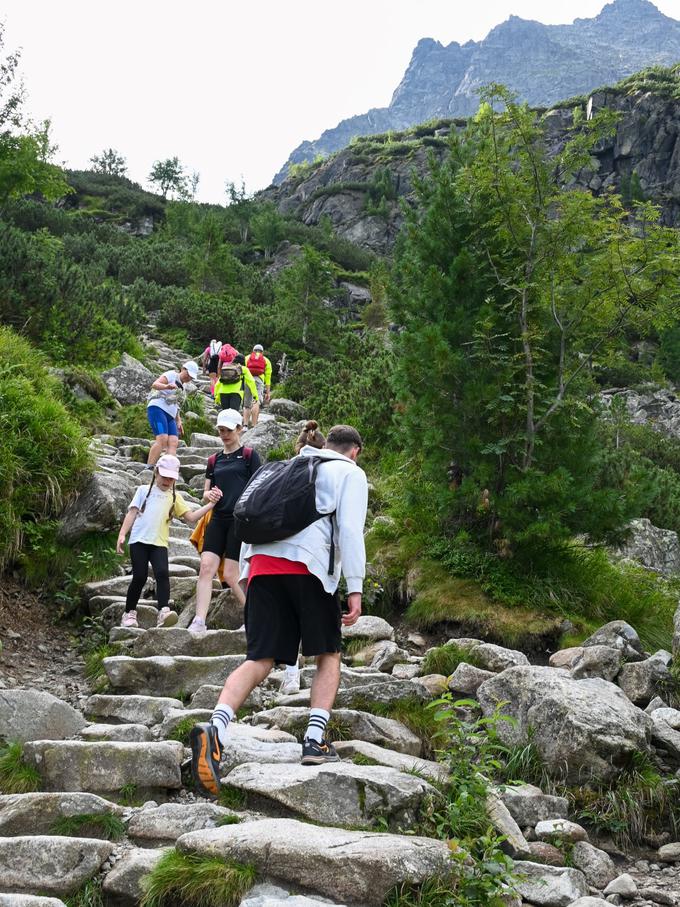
left=183, top=361, right=199, bottom=380
left=156, top=454, right=181, bottom=479
left=253, top=343, right=264, bottom=351
left=216, top=408, right=243, bottom=430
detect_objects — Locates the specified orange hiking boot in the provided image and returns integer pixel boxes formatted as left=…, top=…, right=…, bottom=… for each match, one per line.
left=190, top=722, right=223, bottom=799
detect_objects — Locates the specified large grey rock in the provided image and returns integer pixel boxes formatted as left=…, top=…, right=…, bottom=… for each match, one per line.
left=333, top=740, right=448, bottom=783
left=617, top=653, right=672, bottom=706
left=613, top=518, right=680, bottom=576
left=603, top=873, right=638, bottom=897
left=0, top=690, right=86, bottom=744
left=252, top=707, right=422, bottom=755
left=570, top=646, right=623, bottom=682
left=154, top=708, right=210, bottom=741
left=658, top=842, right=680, bottom=862
left=0, top=792, right=125, bottom=837
left=241, top=884, right=347, bottom=906
left=132, top=626, right=246, bottom=658
left=0, top=898, right=66, bottom=906
left=79, top=723, right=152, bottom=742
left=566, top=900, right=609, bottom=907
left=299, top=666, right=391, bottom=690
left=513, top=861, right=588, bottom=906
left=497, top=784, right=568, bottom=827
left=582, top=621, right=645, bottom=662
left=189, top=684, right=263, bottom=712
left=177, top=818, right=453, bottom=906
left=224, top=762, right=436, bottom=828
left=650, top=711, right=680, bottom=759
left=58, top=470, right=137, bottom=542
left=241, top=420, right=301, bottom=460
left=0, top=835, right=112, bottom=896
left=84, top=694, right=184, bottom=727
left=266, top=398, right=306, bottom=420
left=342, top=616, right=394, bottom=641
left=127, top=802, right=237, bottom=843
left=570, top=841, right=617, bottom=889
left=102, top=353, right=154, bottom=405
left=23, top=740, right=183, bottom=794
left=333, top=679, right=431, bottom=708
left=485, top=792, right=532, bottom=858
left=102, top=846, right=168, bottom=904
left=477, top=666, right=651, bottom=782
left=472, top=643, right=529, bottom=672
left=221, top=739, right=302, bottom=773
left=370, top=640, right=410, bottom=673
left=535, top=819, right=588, bottom=844
left=654, top=707, right=680, bottom=729
left=103, top=654, right=245, bottom=696
left=448, top=663, right=495, bottom=695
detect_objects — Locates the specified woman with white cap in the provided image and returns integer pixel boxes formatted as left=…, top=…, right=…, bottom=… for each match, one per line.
left=188, top=408, right=262, bottom=633
left=116, top=453, right=221, bottom=628
left=146, top=361, right=200, bottom=466
left=244, top=343, right=272, bottom=429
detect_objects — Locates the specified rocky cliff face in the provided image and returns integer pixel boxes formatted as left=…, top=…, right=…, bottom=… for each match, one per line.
left=264, top=82, right=680, bottom=254
left=276, top=0, right=680, bottom=182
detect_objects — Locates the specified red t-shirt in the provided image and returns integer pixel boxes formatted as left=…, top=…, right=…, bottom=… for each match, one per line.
left=248, top=554, right=310, bottom=585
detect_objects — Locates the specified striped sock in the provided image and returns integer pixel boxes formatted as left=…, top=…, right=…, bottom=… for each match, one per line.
left=305, top=708, right=330, bottom=744
left=210, top=704, right=235, bottom=747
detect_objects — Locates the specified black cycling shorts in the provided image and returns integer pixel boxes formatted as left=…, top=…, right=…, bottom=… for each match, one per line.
left=244, top=573, right=341, bottom=664
left=202, top=514, right=241, bottom=561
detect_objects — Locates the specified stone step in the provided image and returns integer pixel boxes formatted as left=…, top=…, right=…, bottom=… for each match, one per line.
left=280, top=678, right=431, bottom=710
left=127, top=802, right=237, bottom=845
left=0, top=835, right=113, bottom=898
left=189, top=684, right=263, bottom=712
left=0, top=896, right=67, bottom=906
left=103, top=654, right=245, bottom=697
left=102, top=847, right=168, bottom=905
left=84, top=694, right=185, bottom=727
left=221, top=737, right=301, bottom=774
left=89, top=595, right=160, bottom=614
left=333, top=740, right=449, bottom=784
left=84, top=575, right=207, bottom=605
left=79, top=723, right=153, bottom=743
left=175, top=818, right=452, bottom=907
left=169, top=555, right=201, bottom=571
left=0, top=690, right=86, bottom=744
left=252, top=707, right=421, bottom=755
left=101, top=603, right=158, bottom=631
left=169, top=523, right=193, bottom=539
left=23, top=740, right=184, bottom=795
left=155, top=708, right=211, bottom=741
left=298, top=666, right=392, bottom=690
left=131, top=627, right=246, bottom=658
left=0, top=792, right=126, bottom=837
left=167, top=563, right=197, bottom=577
left=222, top=762, right=436, bottom=830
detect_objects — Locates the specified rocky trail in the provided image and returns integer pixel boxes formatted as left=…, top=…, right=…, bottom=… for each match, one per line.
left=1, top=335, right=680, bottom=906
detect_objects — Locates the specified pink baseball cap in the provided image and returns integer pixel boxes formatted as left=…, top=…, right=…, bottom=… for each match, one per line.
left=156, top=454, right=181, bottom=479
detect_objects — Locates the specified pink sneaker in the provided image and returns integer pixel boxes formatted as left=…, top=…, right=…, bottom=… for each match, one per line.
left=188, top=616, right=207, bottom=635
left=121, top=610, right=138, bottom=628
left=157, top=607, right=179, bottom=628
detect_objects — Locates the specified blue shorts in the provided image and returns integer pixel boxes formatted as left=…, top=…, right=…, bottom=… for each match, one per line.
left=147, top=405, right=178, bottom=437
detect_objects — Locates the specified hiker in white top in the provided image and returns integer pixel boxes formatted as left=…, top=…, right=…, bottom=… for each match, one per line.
left=189, top=425, right=368, bottom=798
left=146, top=361, right=199, bottom=466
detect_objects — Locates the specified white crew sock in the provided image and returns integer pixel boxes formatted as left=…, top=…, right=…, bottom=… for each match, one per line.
left=305, top=707, right=330, bottom=744
left=210, top=704, right=235, bottom=747
left=284, top=663, right=300, bottom=678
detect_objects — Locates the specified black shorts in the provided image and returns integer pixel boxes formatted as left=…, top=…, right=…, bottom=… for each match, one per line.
left=219, top=392, right=242, bottom=412
left=202, top=514, right=241, bottom=561
left=209, top=354, right=220, bottom=374
left=245, top=573, right=341, bottom=664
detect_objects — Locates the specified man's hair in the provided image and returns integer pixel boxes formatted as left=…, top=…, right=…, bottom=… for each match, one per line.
left=326, top=424, right=363, bottom=454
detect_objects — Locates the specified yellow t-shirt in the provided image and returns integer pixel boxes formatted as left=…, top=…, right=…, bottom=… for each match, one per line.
left=128, top=484, right=191, bottom=547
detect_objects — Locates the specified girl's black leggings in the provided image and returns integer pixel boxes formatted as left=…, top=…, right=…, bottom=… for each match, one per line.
left=126, top=542, right=170, bottom=612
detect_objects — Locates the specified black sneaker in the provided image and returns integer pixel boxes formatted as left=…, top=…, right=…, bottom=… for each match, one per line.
left=301, top=737, right=341, bottom=765
left=190, top=722, right=223, bottom=799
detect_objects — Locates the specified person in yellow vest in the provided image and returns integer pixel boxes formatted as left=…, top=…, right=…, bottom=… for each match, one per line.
left=213, top=355, right=258, bottom=413
left=244, top=343, right=272, bottom=429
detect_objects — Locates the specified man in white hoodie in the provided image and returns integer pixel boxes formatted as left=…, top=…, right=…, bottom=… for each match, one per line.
left=190, top=425, right=367, bottom=798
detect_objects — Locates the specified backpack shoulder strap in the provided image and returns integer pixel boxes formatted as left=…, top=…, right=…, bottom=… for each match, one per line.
left=243, top=446, right=253, bottom=460
left=207, top=452, right=218, bottom=470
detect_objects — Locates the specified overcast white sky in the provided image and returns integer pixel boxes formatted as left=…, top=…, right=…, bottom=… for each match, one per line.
left=2, top=1, right=678, bottom=201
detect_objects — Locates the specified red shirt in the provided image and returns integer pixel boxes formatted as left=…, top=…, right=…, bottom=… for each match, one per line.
left=248, top=554, right=310, bottom=585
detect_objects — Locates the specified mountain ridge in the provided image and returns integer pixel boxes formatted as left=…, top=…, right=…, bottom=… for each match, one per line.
left=274, top=0, right=680, bottom=183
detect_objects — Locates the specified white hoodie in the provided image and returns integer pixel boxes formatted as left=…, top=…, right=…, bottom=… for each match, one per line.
left=239, top=445, right=368, bottom=594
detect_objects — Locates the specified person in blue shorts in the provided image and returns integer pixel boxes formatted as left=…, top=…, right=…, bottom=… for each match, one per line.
left=146, top=361, right=199, bottom=465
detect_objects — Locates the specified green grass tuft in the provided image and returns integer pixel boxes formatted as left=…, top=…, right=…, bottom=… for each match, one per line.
left=215, top=814, right=241, bottom=826
left=0, top=742, right=40, bottom=793
left=351, top=696, right=439, bottom=759
left=168, top=717, right=197, bottom=746
left=51, top=812, right=126, bottom=840
left=118, top=781, right=139, bottom=806
left=65, top=878, right=104, bottom=907
left=140, top=849, right=256, bottom=907
left=352, top=753, right=381, bottom=767
left=421, top=642, right=482, bottom=677
left=218, top=785, right=247, bottom=810
left=343, top=636, right=371, bottom=658
left=85, top=643, right=121, bottom=692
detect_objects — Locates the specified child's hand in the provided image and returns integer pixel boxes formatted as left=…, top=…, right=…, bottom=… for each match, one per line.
left=116, top=536, right=126, bottom=556
left=207, top=487, right=223, bottom=504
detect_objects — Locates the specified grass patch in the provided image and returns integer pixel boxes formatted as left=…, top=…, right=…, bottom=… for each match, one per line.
left=168, top=717, right=196, bottom=746
left=421, top=642, right=483, bottom=677
left=118, top=781, right=139, bottom=806
left=140, top=849, right=256, bottom=907
left=568, top=752, right=680, bottom=849
left=494, top=736, right=555, bottom=792
left=0, top=742, right=40, bottom=793
left=215, top=814, right=241, bottom=826
left=85, top=643, right=121, bottom=692
left=343, top=636, right=371, bottom=658
left=65, top=878, right=104, bottom=907
left=51, top=812, right=126, bottom=840
left=218, top=785, right=247, bottom=810
left=352, top=753, right=381, bottom=767
left=326, top=716, right=354, bottom=742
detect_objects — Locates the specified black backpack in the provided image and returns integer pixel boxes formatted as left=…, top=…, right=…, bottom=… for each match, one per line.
left=233, top=456, right=337, bottom=573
